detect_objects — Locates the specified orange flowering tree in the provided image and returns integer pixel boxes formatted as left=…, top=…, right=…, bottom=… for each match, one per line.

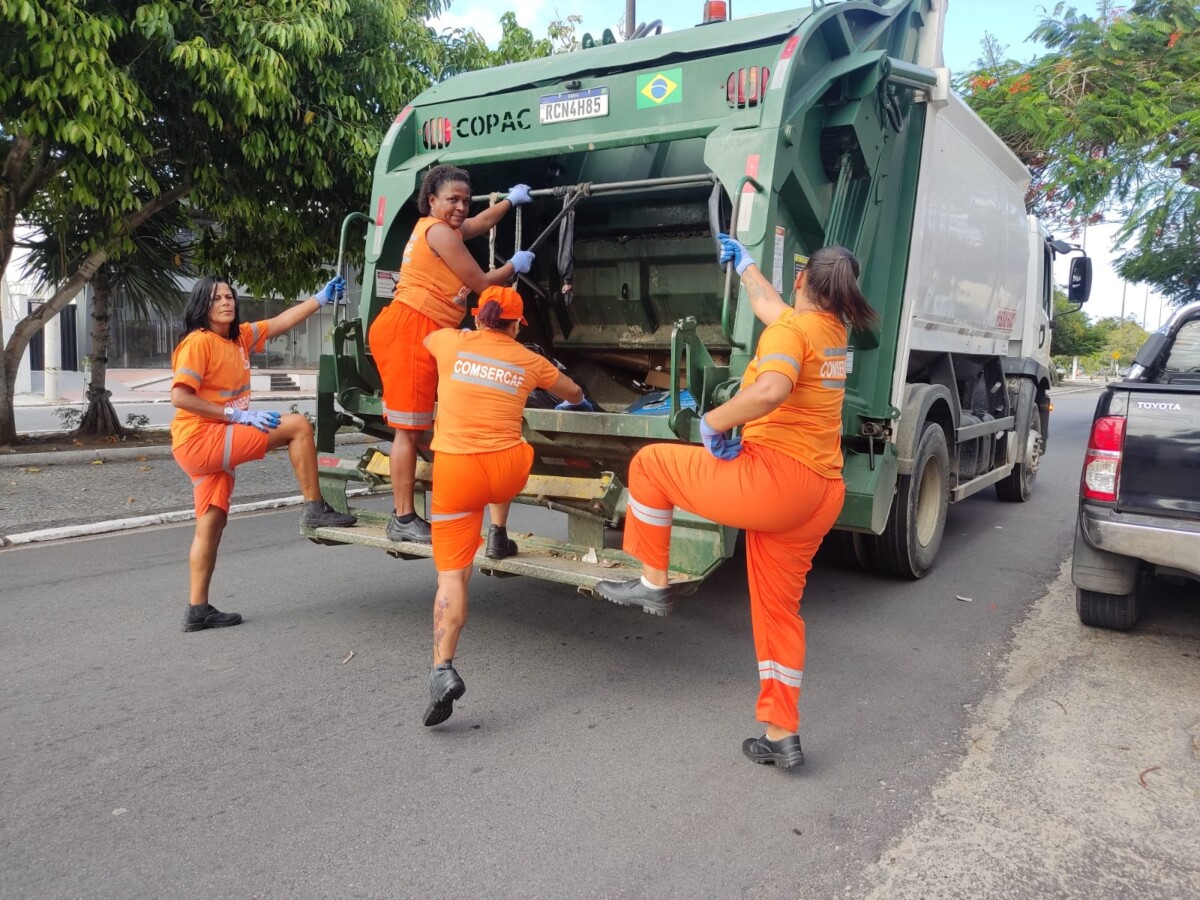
left=956, top=1, right=1200, bottom=305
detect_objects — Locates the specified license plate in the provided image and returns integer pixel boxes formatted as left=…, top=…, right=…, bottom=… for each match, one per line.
left=539, top=87, right=609, bottom=125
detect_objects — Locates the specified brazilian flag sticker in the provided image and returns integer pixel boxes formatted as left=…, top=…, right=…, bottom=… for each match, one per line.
left=637, top=69, right=682, bottom=108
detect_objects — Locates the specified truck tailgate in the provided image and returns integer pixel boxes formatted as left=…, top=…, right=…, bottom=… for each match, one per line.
left=1119, top=388, right=1200, bottom=518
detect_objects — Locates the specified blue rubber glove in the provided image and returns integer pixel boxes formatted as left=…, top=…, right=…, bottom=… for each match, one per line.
left=317, top=275, right=346, bottom=307
left=507, top=184, right=532, bottom=206
left=717, top=232, right=755, bottom=276
left=510, top=250, right=535, bottom=274
left=699, top=415, right=742, bottom=461
left=555, top=398, right=595, bottom=412
left=226, top=408, right=282, bottom=432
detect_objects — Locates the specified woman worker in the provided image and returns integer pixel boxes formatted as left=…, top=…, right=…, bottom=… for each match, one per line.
left=595, top=237, right=876, bottom=769
left=170, top=275, right=357, bottom=633
left=369, top=164, right=535, bottom=545
left=420, top=285, right=588, bottom=726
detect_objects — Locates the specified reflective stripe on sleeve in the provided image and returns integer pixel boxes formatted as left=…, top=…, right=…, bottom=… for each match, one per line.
left=757, top=353, right=801, bottom=375
left=218, top=383, right=252, bottom=398
left=175, top=367, right=203, bottom=383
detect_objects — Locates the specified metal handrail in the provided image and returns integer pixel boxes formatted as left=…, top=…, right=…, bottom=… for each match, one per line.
left=337, top=211, right=372, bottom=327
left=721, top=175, right=763, bottom=350
left=468, top=173, right=716, bottom=205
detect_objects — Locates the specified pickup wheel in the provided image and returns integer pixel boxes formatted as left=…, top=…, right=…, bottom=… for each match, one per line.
left=870, top=422, right=950, bottom=579
left=996, top=382, right=1043, bottom=502
left=1076, top=587, right=1139, bottom=631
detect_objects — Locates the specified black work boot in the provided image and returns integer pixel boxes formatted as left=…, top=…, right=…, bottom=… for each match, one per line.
left=593, top=578, right=674, bottom=617
left=300, top=500, right=357, bottom=528
left=742, top=734, right=805, bottom=769
left=183, top=603, right=243, bottom=633
left=386, top=511, right=432, bottom=544
left=423, top=662, right=466, bottom=727
left=485, top=525, right=518, bottom=560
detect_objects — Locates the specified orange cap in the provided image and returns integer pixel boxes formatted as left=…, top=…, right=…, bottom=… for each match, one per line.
left=478, top=285, right=527, bottom=324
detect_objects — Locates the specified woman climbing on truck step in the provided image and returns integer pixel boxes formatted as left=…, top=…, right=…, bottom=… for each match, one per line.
left=368, top=164, right=535, bottom=545
left=419, top=285, right=588, bottom=726
left=595, top=238, right=876, bottom=770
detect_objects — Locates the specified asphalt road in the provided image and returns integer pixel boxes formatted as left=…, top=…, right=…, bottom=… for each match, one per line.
left=3, top=386, right=1193, bottom=899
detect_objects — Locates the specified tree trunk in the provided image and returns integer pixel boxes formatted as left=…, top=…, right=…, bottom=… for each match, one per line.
left=76, top=268, right=126, bottom=438
left=0, top=182, right=190, bottom=446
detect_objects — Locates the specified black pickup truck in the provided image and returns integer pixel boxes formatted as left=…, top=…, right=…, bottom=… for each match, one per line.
left=1072, top=300, right=1200, bottom=630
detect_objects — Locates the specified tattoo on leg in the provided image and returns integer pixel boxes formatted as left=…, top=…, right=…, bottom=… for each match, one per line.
left=433, top=595, right=450, bottom=656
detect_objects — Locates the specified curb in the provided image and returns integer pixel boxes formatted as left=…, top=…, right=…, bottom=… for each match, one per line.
left=0, top=487, right=374, bottom=548
left=0, top=431, right=379, bottom=468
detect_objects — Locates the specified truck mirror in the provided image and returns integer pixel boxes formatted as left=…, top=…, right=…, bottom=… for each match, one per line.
left=1068, top=257, right=1092, bottom=304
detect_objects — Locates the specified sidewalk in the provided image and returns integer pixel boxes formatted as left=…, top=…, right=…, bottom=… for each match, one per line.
left=13, top=367, right=316, bottom=407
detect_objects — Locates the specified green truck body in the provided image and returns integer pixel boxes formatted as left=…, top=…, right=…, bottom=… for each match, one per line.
left=307, top=0, right=1083, bottom=591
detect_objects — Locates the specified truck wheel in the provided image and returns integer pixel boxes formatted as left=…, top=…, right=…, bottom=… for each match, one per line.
left=1076, top=587, right=1139, bottom=631
left=996, top=384, right=1043, bottom=502
left=871, top=422, right=950, bottom=579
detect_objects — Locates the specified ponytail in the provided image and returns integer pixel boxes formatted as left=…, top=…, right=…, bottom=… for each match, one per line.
left=476, top=299, right=516, bottom=331
left=801, top=246, right=877, bottom=332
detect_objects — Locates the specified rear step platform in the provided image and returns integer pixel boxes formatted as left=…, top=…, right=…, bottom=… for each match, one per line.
left=302, top=515, right=701, bottom=600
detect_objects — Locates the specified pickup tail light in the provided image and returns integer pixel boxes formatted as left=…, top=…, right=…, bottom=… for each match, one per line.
left=1081, top=415, right=1126, bottom=502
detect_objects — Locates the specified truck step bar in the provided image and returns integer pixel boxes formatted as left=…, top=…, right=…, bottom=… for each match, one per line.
left=302, top=512, right=701, bottom=597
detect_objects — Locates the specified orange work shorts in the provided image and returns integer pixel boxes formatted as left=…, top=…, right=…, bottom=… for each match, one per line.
left=431, top=443, right=534, bottom=571
left=368, top=302, right=439, bottom=431
left=173, top=423, right=269, bottom=518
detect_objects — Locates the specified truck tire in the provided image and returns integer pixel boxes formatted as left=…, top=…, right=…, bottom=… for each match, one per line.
left=1076, top=587, right=1139, bottom=631
left=996, top=382, right=1043, bottom=502
left=871, top=422, right=950, bottom=579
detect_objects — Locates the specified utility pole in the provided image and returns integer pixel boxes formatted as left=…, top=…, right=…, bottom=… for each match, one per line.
left=1142, top=284, right=1151, bottom=330
left=625, top=0, right=635, bottom=39
left=1119, top=280, right=1127, bottom=321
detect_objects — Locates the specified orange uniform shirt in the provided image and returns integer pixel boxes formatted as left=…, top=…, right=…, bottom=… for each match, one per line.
left=393, top=217, right=471, bottom=329
left=424, top=329, right=562, bottom=454
left=740, top=308, right=849, bottom=479
left=169, top=321, right=270, bottom=447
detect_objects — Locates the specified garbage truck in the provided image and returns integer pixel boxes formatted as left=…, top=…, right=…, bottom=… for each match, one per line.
left=305, top=0, right=1093, bottom=598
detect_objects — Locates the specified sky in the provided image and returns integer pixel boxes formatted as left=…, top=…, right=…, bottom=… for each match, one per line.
left=428, top=0, right=1172, bottom=330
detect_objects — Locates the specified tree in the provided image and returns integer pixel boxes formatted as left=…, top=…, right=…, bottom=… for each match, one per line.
left=0, top=0, right=555, bottom=446
left=1051, top=291, right=1108, bottom=357
left=957, top=1, right=1200, bottom=306
left=20, top=202, right=194, bottom=436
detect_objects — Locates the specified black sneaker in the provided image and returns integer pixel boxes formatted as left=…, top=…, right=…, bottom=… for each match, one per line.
left=300, top=500, right=357, bottom=528
left=485, top=525, right=517, bottom=560
left=183, top=603, right=243, bottom=633
left=386, top=512, right=432, bottom=544
left=593, top=578, right=674, bottom=616
left=423, top=662, right=466, bottom=727
left=742, top=734, right=805, bottom=769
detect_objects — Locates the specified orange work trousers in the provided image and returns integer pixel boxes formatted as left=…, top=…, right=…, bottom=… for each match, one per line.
left=430, top=443, right=535, bottom=571
left=172, top=423, right=269, bottom=518
left=623, top=441, right=845, bottom=732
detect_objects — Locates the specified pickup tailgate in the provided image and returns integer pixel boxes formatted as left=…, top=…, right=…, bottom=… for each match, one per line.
left=1118, top=387, right=1200, bottom=517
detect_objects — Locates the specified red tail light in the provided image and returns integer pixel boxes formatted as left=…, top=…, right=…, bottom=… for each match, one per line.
left=1081, top=415, right=1126, bottom=502
left=726, top=67, right=770, bottom=107
left=421, top=116, right=453, bottom=150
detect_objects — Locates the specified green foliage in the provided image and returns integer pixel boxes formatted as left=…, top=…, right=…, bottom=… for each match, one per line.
left=1051, top=291, right=1108, bottom=356
left=52, top=405, right=83, bottom=429
left=0, top=0, right=555, bottom=442
left=124, top=412, right=150, bottom=429
left=957, top=1, right=1200, bottom=306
